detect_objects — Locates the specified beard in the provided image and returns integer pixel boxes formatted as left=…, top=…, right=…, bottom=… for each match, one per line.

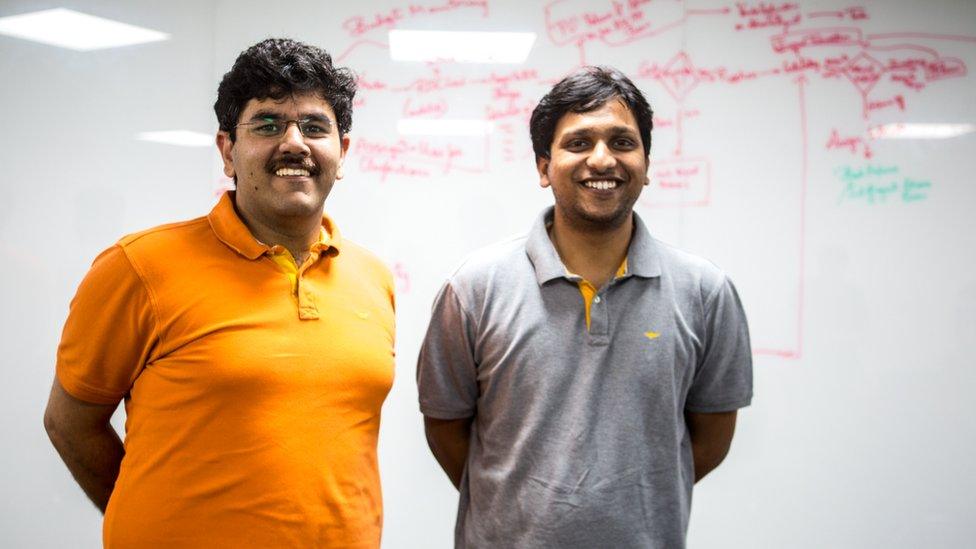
left=555, top=190, right=640, bottom=233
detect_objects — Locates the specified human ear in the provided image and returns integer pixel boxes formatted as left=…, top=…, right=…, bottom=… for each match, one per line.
left=536, top=157, right=551, bottom=188
left=216, top=132, right=235, bottom=179
left=335, top=134, right=351, bottom=180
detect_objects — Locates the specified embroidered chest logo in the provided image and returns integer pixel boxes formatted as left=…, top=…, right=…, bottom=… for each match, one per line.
left=644, top=331, right=660, bottom=340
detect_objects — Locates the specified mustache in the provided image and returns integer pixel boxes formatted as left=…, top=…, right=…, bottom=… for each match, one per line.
left=266, top=155, right=320, bottom=175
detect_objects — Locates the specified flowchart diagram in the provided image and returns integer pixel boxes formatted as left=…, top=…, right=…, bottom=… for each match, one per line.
left=264, top=0, right=975, bottom=359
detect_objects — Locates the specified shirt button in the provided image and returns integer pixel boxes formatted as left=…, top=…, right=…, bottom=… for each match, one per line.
left=594, top=296, right=601, bottom=304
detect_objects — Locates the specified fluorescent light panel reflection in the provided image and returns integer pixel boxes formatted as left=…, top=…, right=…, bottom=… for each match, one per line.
left=390, top=30, right=535, bottom=63
left=137, top=131, right=213, bottom=147
left=869, top=123, right=975, bottom=139
left=0, top=8, right=168, bottom=51
left=398, top=119, right=494, bottom=136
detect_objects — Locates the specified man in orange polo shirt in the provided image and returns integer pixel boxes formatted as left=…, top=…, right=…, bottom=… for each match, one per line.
left=43, top=38, right=395, bottom=547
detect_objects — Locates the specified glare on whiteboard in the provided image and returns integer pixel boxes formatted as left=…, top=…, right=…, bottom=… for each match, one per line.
left=137, top=131, right=214, bottom=147
left=397, top=119, right=495, bottom=136
left=389, top=30, right=536, bottom=64
left=869, top=123, right=976, bottom=139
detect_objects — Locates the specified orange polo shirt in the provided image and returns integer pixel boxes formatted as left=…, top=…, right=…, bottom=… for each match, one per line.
left=56, top=192, right=395, bottom=548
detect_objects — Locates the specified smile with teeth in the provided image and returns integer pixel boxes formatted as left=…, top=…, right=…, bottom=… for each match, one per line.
left=275, top=167, right=311, bottom=177
left=583, top=180, right=619, bottom=190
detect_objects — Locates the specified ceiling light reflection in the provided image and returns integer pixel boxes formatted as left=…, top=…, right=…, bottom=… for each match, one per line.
left=0, top=8, right=168, bottom=51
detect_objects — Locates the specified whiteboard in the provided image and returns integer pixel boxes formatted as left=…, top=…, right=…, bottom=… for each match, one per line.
left=2, top=0, right=975, bottom=547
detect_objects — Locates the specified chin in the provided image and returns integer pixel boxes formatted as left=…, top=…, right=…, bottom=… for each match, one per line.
left=274, top=197, right=325, bottom=217
left=573, top=206, right=630, bottom=228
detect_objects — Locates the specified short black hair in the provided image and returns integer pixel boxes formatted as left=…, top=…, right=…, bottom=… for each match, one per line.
left=214, top=38, right=356, bottom=141
left=530, top=66, right=653, bottom=159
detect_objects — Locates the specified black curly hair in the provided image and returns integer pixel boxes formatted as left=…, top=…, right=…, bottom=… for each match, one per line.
left=530, top=66, right=653, bottom=160
left=215, top=38, right=357, bottom=141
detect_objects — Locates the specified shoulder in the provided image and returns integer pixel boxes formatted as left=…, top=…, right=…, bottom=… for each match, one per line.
left=447, top=233, right=529, bottom=289
left=76, top=217, right=210, bottom=309
left=116, top=215, right=211, bottom=257
left=79, top=215, right=211, bottom=285
left=337, top=238, right=393, bottom=279
left=427, top=234, right=530, bottom=322
left=652, top=237, right=731, bottom=300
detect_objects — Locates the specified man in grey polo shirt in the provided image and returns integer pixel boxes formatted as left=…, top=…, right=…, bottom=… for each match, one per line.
left=417, top=66, right=753, bottom=548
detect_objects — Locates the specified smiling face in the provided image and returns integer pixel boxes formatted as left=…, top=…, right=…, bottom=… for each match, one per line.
left=216, top=92, right=350, bottom=230
left=538, top=98, right=649, bottom=232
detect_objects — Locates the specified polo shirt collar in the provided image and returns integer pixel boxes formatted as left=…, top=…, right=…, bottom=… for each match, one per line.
left=626, top=210, right=662, bottom=278
left=207, top=191, right=342, bottom=260
left=524, top=206, right=662, bottom=286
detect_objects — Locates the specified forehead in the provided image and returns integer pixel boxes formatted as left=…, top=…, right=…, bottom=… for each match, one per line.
left=239, top=92, right=337, bottom=120
left=553, top=98, right=639, bottom=136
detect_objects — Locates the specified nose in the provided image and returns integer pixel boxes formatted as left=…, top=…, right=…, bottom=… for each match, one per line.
left=586, top=141, right=617, bottom=172
left=278, top=121, right=311, bottom=156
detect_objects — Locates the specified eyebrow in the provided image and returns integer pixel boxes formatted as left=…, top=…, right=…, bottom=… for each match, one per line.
left=561, top=126, right=639, bottom=139
left=247, top=110, right=334, bottom=127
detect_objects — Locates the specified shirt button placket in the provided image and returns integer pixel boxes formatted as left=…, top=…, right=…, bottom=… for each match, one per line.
left=297, top=270, right=319, bottom=320
left=589, top=292, right=610, bottom=343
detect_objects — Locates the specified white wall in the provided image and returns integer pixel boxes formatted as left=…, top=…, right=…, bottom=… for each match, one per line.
left=2, top=0, right=975, bottom=546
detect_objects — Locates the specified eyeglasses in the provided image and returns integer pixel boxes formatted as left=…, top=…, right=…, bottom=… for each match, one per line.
left=235, top=117, right=332, bottom=139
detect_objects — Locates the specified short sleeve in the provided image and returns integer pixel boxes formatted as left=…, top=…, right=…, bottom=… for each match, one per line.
left=55, top=245, right=159, bottom=404
left=416, top=281, right=479, bottom=419
left=686, top=275, right=753, bottom=413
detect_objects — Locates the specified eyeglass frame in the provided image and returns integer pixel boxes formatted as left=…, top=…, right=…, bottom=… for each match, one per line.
left=234, top=115, right=334, bottom=139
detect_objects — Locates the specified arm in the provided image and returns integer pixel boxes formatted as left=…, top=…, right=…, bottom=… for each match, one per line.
left=43, top=378, right=124, bottom=512
left=424, top=416, right=473, bottom=490
left=686, top=410, right=737, bottom=483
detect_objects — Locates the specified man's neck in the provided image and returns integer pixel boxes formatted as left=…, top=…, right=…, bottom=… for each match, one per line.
left=236, top=206, right=323, bottom=266
left=548, top=211, right=634, bottom=290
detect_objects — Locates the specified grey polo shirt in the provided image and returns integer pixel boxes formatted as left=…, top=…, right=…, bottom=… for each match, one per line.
left=417, top=207, right=753, bottom=549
